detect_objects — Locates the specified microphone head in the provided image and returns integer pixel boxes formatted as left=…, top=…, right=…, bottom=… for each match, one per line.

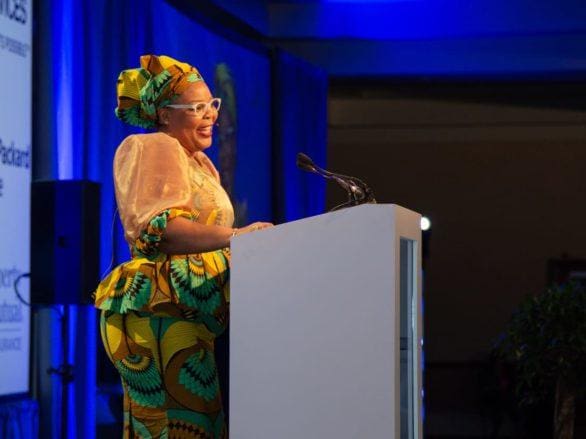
left=296, top=152, right=316, bottom=172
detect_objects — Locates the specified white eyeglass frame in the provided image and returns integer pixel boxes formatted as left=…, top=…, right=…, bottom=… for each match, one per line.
left=165, top=98, right=222, bottom=116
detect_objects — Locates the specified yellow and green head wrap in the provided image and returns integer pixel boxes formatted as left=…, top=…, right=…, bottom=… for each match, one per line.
left=115, top=54, right=204, bottom=128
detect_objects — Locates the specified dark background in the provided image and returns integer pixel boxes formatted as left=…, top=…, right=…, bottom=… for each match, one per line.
left=327, top=80, right=586, bottom=436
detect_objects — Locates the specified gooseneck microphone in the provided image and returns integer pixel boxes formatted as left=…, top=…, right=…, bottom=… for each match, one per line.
left=296, top=152, right=376, bottom=210
left=295, top=152, right=316, bottom=172
left=296, top=153, right=364, bottom=197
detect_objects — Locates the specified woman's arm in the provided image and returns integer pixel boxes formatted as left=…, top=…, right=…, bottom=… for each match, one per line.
left=159, top=217, right=273, bottom=254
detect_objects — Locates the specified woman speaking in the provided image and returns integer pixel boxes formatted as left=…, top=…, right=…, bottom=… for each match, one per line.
left=94, top=54, right=271, bottom=438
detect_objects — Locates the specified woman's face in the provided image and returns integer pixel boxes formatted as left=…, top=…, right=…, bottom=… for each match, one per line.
left=158, top=81, right=218, bottom=153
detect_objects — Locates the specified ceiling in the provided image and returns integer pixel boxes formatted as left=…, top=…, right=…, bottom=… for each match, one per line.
left=204, top=0, right=586, bottom=78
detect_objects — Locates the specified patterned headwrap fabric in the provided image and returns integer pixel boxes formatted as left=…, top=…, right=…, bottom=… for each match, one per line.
left=115, top=54, right=204, bottom=128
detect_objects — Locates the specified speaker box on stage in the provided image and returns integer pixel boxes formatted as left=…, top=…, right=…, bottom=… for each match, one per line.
left=31, top=180, right=101, bottom=305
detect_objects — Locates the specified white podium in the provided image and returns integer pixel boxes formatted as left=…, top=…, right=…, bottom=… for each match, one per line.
left=230, top=204, right=423, bottom=439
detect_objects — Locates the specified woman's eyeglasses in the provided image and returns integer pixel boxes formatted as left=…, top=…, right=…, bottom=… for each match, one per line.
left=166, top=98, right=222, bottom=117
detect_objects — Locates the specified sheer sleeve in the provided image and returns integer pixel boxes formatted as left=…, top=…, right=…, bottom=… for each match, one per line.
left=114, top=133, right=194, bottom=244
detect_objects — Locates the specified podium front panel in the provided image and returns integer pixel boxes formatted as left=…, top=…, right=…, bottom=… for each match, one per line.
left=231, top=204, right=422, bottom=439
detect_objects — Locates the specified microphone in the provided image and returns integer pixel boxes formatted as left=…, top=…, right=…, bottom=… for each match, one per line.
left=296, top=152, right=375, bottom=208
left=296, top=153, right=316, bottom=173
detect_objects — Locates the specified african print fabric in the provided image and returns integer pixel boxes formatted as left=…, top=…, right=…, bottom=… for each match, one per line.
left=95, top=133, right=233, bottom=438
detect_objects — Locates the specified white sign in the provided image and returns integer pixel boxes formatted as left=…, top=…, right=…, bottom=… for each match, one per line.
left=0, top=0, right=32, bottom=396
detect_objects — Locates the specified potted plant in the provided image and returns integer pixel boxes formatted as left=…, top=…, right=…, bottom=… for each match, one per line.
left=495, top=282, right=586, bottom=439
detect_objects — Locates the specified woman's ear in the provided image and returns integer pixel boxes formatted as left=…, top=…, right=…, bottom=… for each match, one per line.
left=157, top=107, right=170, bottom=125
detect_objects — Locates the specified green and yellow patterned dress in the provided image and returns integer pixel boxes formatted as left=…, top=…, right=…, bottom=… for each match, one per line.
left=94, top=132, right=233, bottom=438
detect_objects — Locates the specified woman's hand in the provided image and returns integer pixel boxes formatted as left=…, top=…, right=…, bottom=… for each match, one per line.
left=159, top=219, right=274, bottom=254
left=234, top=222, right=274, bottom=236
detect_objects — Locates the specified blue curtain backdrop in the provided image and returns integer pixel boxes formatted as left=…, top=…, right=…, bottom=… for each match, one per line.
left=272, top=49, right=327, bottom=222
left=0, top=399, right=38, bottom=439
left=5, top=0, right=328, bottom=437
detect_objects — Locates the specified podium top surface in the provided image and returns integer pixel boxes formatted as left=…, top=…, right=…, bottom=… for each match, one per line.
left=281, top=203, right=419, bottom=227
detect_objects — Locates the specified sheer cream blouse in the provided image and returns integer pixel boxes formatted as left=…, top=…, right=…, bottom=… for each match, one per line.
left=113, top=132, right=234, bottom=245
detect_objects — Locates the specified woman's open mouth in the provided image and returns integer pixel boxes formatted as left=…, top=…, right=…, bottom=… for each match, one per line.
left=197, top=125, right=213, bottom=137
